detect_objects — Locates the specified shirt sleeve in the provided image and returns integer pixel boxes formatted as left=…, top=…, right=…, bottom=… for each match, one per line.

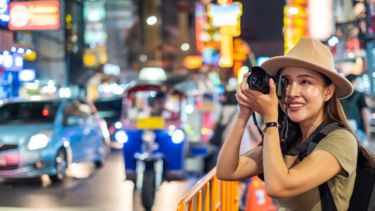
left=314, top=129, right=358, bottom=177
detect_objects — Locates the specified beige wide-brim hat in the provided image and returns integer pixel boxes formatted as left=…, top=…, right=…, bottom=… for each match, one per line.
left=260, top=37, right=353, bottom=99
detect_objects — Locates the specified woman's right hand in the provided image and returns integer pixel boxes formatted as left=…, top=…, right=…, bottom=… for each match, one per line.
left=236, top=72, right=253, bottom=117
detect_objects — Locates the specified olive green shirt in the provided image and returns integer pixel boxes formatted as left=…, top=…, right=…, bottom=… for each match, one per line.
left=275, top=129, right=358, bottom=211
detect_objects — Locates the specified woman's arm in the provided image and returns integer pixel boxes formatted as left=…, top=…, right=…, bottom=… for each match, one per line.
left=262, top=127, right=341, bottom=197
left=216, top=72, right=265, bottom=181
left=216, top=113, right=263, bottom=181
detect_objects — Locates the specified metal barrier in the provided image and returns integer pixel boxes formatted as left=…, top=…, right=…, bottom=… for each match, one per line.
left=177, top=167, right=239, bottom=211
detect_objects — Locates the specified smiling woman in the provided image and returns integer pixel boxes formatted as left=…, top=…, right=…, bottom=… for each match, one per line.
left=215, top=37, right=375, bottom=211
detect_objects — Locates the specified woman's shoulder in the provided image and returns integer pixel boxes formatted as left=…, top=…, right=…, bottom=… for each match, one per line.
left=325, top=128, right=357, bottom=143
left=316, top=128, right=358, bottom=177
left=316, top=128, right=357, bottom=154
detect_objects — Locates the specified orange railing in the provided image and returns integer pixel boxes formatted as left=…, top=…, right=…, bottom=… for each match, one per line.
left=177, top=167, right=239, bottom=211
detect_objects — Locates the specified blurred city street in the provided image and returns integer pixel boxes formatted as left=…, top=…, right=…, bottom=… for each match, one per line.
left=0, top=0, right=374, bottom=210
left=0, top=150, right=199, bottom=211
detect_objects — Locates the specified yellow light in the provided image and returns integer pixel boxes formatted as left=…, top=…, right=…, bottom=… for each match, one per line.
left=183, top=55, right=202, bottom=69
left=23, top=50, right=37, bottom=61
left=201, top=128, right=210, bottom=135
left=83, top=53, right=97, bottom=67
left=219, top=31, right=233, bottom=68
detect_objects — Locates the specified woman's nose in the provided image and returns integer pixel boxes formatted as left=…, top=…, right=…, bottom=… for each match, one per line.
left=286, top=82, right=300, bottom=97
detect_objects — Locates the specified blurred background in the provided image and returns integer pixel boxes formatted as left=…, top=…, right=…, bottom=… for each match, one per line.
left=0, top=0, right=374, bottom=210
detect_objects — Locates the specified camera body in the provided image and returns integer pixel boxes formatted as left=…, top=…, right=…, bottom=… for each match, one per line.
left=246, top=66, right=289, bottom=98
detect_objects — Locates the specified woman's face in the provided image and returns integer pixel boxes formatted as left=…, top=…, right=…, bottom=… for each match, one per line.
left=280, top=67, right=335, bottom=125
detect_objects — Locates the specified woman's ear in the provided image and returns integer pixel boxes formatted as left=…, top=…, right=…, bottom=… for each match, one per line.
left=324, top=84, right=335, bottom=102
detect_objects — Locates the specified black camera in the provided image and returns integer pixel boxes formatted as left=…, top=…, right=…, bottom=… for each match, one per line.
left=247, top=66, right=289, bottom=99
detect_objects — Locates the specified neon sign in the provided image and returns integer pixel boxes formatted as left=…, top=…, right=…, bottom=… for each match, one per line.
left=9, top=1, right=60, bottom=30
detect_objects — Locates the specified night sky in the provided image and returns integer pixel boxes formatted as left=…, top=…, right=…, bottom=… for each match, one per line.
left=239, top=0, right=285, bottom=57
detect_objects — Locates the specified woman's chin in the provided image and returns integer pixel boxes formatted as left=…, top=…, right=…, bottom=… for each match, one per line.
left=287, top=114, right=304, bottom=123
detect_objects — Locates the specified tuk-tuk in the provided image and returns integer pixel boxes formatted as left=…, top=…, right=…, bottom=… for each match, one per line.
left=119, top=82, right=185, bottom=210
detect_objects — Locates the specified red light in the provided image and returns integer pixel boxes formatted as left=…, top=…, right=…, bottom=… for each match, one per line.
left=42, top=108, right=49, bottom=116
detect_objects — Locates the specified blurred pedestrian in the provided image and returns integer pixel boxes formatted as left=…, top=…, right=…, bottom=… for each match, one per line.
left=340, top=74, right=371, bottom=146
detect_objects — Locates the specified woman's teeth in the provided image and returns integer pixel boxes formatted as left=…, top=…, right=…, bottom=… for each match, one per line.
left=288, top=104, right=303, bottom=108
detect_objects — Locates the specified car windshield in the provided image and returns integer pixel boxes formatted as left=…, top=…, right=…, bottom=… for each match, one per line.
left=94, top=98, right=122, bottom=122
left=0, top=101, right=59, bottom=124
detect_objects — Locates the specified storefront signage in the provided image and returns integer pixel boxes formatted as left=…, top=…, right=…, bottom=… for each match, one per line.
left=9, top=1, right=60, bottom=30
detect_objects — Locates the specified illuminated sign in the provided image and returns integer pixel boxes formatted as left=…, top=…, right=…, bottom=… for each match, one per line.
left=208, top=3, right=242, bottom=27
left=9, top=1, right=60, bottom=30
left=195, top=3, right=206, bottom=53
left=0, top=0, right=9, bottom=28
left=207, top=2, right=242, bottom=68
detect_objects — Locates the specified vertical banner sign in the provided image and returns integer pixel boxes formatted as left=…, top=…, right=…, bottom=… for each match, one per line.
left=208, top=2, right=242, bottom=68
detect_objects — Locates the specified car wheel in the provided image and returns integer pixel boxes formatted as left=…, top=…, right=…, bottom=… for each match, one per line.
left=50, top=149, right=67, bottom=183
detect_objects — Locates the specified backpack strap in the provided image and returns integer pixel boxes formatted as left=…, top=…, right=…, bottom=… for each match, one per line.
left=285, top=122, right=343, bottom=211
left=320, top=182, right=338, bottom=211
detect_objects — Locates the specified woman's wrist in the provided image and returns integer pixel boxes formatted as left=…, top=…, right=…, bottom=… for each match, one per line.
left=264, top=117, right=278, bottom=123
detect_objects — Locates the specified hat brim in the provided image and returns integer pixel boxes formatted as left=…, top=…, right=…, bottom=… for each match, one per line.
left=260, top=56, right=353, bottom=99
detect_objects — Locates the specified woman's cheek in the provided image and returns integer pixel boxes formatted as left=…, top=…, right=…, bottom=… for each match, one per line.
left=303, top=86, right=324, bottom=98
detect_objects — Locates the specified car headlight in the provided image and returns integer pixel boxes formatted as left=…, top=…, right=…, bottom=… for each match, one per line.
left=27, top=133, right=51, bottom=150
left=171, top=129, right=184, bottom=144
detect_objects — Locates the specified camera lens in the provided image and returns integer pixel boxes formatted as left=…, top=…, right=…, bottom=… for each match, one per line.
left=247, top=66, right=270, bottom=94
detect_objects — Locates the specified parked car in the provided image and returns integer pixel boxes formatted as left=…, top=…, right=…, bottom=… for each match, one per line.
left=94, top=96, right=124, bottom=149
left=0, top=97, right=110, bottom=182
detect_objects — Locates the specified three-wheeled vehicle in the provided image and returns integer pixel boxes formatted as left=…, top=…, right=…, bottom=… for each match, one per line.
left=119, top=82, right=185, bottom=210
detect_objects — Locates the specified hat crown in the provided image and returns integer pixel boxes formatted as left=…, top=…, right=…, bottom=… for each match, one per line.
left=286, top=37, right=335, bottom=73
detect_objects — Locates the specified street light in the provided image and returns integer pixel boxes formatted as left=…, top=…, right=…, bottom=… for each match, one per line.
left=146, top=15, right=157, bottom=26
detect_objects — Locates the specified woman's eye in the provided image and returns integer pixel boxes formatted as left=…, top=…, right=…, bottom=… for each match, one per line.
left=302, top=80, right=311, bottom=84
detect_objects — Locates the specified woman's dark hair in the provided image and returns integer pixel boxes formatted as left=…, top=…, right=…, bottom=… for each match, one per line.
left=319, top=73, right=375, bottom=167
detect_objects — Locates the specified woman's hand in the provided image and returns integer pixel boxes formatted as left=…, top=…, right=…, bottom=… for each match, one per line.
left=237, top=73, right=279, bottom=122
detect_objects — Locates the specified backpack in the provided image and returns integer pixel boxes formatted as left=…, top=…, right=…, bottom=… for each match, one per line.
left=285, top=122, right=375, bottom=211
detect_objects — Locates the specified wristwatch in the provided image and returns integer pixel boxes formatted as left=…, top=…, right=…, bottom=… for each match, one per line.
left=263, top=122, right=279, bottom=132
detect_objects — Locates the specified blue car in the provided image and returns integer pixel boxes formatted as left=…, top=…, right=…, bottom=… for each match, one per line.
left=0, top=97, right=110, bottom=182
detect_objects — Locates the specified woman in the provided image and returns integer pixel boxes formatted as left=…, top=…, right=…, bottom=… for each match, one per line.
left=216, top=38, right=358, bottom=210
